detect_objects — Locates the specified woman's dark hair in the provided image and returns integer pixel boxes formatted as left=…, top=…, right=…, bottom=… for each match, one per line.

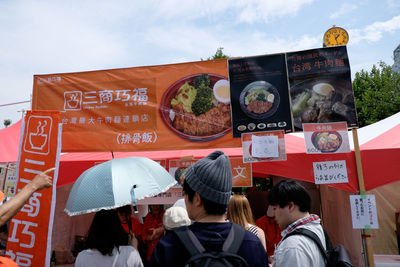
left=86, top=209, right=129, bottom=256
left=267, top=179, right=311, bottom=212
left=183, top=180, right=227, bottom=215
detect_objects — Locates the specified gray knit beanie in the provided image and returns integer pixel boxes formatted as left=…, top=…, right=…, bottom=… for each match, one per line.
left=185, top=150, right=232, bottom=205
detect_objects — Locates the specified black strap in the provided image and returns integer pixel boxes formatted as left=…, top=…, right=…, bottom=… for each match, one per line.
left=283, top=228, right=328, bottom=260
left=173, top=223, right=246, bottom=256
left=173, top=226, right=205, bottom=257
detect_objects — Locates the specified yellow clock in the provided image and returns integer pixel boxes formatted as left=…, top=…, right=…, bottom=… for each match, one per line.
left=323, top=26, right=349, bottom=47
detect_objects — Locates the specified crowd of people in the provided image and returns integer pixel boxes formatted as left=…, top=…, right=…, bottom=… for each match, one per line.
left=0, top=150, right=333, bottom=267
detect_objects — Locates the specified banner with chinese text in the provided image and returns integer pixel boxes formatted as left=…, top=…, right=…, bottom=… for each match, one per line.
left=287, top=46, right=358, bottom=131
left=32, top=59, right=241, bottom=152
left=6, top=110, right=61, bottom=267
left=168, top=158, right=252, bottom=188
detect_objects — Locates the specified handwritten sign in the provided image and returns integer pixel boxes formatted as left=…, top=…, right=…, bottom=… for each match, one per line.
left=312, top=160, right=348, bottom=184
left=242, top=131, right=286, bottom=163
left=251, top=135, right=279, bottom=158
left=349, top=194, right=379, bottom=229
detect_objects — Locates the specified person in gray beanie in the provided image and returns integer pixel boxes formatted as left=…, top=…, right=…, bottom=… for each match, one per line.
left=149, top=151, right=267, bottom=267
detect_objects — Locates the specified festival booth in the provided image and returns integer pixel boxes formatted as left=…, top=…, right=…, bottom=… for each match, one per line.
left=1, top=47, right=399, bottom=266
left=2, top=113, right=400, bottom=266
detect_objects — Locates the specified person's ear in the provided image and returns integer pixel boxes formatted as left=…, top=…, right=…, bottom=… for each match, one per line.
left=194, top=192, right=202, bottom=207
left=288, top=201, right=296, bottom=212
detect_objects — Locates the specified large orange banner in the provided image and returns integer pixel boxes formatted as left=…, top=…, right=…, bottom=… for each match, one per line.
left=32, top=59, right=241, bottom=152
left=6, top=110, right=61, bottom=267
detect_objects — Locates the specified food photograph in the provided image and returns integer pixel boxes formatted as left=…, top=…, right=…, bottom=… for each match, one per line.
left=239, top=81, right=280, bottom=120
left=311, top=131, right=343, bottom=153
left=159, top=73, right=231, bottom=142
left=290, top=78, right=358, bottom=131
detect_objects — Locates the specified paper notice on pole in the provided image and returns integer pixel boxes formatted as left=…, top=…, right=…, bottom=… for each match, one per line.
left=312, top=160, right=349, bottom=184
left=251, top=135, right=279, bottom=158
left=349, top=194, right=379, bottom=229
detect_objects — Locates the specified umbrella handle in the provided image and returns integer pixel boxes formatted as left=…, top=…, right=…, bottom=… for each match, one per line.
left=130, top=185, right=138, bottom=214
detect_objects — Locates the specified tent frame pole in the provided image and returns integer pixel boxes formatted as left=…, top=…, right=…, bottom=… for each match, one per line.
left=352, top=128, right=375, bottom=267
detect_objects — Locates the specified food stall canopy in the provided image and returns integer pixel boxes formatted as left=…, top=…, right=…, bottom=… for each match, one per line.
left=0, top=119, right=21, bottom=163
left=1, top=112, right=399, bottom=192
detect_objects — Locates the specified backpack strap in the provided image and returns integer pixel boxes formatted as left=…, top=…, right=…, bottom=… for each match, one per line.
left=173, top=226, right=205, bottom=257
left=222, top=223, right=246, bottom=253
left=322, top=228, right=334, bottom=250
left=283, top=228, right=328, bottom=261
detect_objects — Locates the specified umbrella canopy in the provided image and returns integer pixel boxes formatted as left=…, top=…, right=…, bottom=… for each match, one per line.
left=64, top=157, right=176, bottom=216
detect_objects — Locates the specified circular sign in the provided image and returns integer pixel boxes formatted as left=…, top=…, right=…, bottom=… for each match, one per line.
left=323, top=26, right=349, bottom=47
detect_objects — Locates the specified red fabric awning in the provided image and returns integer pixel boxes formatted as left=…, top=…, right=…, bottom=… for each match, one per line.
left=1, top=112, right=399, bottom=193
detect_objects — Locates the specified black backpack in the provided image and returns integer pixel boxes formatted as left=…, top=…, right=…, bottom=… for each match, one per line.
left=173, top=223, right=249, bottom=267
left=283, top=228, right=353, bottom=267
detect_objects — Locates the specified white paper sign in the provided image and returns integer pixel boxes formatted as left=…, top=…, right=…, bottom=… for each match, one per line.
left=349, top=194, right=379, bottom=229
left=251, top=135, right=279, bottom=158
left=312, top=160, right=348, bottom=184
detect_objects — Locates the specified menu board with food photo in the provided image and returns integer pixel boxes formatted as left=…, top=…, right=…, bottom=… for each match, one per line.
left=242, top=130, right=286, bottom=163
left=169, top=159, right=197, bottom=187
left=228, top=54, right=293, bottom=138
left=287, top=46, right=358, bottom=131
left=303, top=122, right=350, bottom=154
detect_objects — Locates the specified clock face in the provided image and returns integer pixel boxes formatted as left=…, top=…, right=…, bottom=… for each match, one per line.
left=323, top=27, right=349, bottom=47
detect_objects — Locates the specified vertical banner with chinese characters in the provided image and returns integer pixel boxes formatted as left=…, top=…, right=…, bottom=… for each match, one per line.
left=228, top=54, right=293, bottom=137
left=287, top=46, right=358, bottom=131
left=6, top=110, right=61, bottom=267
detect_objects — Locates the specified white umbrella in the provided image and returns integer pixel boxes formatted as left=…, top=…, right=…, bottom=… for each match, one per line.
left=65, top=157, right=176, bottom=216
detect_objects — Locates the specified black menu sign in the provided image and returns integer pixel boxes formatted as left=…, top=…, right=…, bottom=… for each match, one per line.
left=287, top=46, right=358, bottom=131
left=228, top=54, right=293, bottom=137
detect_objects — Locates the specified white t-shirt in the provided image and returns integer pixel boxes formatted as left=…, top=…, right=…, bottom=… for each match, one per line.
left=75, top=246, right=143, bottom=267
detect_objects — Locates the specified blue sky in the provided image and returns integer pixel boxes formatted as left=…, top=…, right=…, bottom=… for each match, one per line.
left=1, top=0, right=399, bottom=127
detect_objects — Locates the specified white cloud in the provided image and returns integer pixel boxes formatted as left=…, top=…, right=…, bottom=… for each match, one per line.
left=329, top=3, right=358, bottom=19
left=349, top=15, right=400, bottom=44
left=151, top=0, right=314, bottom=23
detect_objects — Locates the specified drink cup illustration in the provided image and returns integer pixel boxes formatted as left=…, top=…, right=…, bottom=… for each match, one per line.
left=67, top=95, right=79, bottom=109
left=29, top=120, right=48, bottom=150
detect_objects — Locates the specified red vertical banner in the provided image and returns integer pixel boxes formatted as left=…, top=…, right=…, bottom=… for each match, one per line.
left=5, top=110, right=61, bottom=267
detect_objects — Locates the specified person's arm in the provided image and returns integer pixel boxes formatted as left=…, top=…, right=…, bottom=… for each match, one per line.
left=0, top=168, right=54, bottom=226
left=257, top=226, right=267, bottom=251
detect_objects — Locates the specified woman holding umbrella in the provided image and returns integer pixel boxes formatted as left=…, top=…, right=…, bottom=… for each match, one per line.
left=75, top=209, right=143, bottom=267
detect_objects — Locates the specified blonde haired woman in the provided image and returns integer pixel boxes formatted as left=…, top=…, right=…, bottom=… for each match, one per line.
left=227, top=194, right=267, bottom=251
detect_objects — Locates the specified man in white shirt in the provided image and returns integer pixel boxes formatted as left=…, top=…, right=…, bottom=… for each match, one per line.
left=268, top=180, right=326, bottom=267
